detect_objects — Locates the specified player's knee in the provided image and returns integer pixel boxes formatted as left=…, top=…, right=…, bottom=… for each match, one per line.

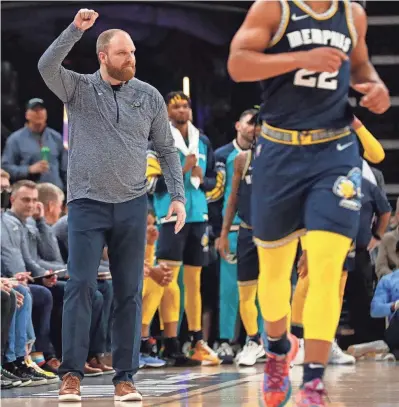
left=238, top=283, right=257, bottom=303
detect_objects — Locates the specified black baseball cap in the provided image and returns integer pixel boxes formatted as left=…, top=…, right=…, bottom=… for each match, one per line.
left=26, top=98, right=45, bottom=110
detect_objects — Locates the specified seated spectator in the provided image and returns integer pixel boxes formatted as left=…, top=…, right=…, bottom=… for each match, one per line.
left=1, top=169, right=11, bottom=211
left=1, top=98, right=66, bottom=191
left=1, top=279, right=16, bottom=389
left=1, top=278, right=50, bottom=386
left=1, top=181, right=106, bottom=376
left=346, top=269, right=399, bottom=361
left=1, top=182, right=58, bottom=373
left=371, top=269, right=399, bottom=359
left=376, top=198, right=399, bottom=279
left=39, top=185, right=113, bottom=374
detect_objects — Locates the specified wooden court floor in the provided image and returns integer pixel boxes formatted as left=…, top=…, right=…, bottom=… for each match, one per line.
left=2, top=362, right=398, bottom=406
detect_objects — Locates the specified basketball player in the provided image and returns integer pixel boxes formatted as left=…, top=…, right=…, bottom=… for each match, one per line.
left=147, top=92, right=220, bottom=366
left=207, top=109, right=259, bottom=362
left=218, top=144, right=270, bottom=367
left=228, top=1, right=390, bottom=406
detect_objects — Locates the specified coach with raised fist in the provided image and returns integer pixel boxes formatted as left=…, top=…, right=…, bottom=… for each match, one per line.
left=38, top=8, right=185, bottom=402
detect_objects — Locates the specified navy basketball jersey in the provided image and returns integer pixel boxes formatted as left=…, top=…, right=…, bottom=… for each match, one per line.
left=259, top=0, right=357, bottom=130
left=237, top=151, right=253, bottom=227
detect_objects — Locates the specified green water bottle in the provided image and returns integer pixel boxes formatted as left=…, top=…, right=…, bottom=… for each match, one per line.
left=41, top=146, right=50, bottom=162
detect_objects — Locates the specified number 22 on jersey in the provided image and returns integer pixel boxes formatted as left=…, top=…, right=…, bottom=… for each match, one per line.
left=294, top=69, right=338, bottom=90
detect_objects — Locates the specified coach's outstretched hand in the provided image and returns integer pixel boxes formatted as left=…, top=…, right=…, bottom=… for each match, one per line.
left=166, top=201, right=186, bottom=234
left=73, top=8, right=99, bottom=31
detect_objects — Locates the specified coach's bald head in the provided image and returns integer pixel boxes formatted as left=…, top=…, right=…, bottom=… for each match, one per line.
left=97, top=29, right=136, bottom=82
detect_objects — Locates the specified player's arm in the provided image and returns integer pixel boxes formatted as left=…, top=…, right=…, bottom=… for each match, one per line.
left=350, top=3, right=390, bottom=114
left=199, top=136, right=217, bottom=192
left=228, top=0, right=347, bottom=82
left=207, top=151, right=227, bottom=240
left=218, top=152, right=246, bottom=259
left=352, top=116, right=385, bottom=164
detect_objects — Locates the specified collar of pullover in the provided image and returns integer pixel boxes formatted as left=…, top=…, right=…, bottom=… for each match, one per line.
left=93, top=70, right=132, bottom=92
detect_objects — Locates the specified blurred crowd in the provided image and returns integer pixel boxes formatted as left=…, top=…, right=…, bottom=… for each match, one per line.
left=1, top=95, right=398, bottom=390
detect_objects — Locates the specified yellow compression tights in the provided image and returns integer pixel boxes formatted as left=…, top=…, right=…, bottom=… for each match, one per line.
left=257, top=239, right=299, bottom=323
left=303, top=231, right=351, bottom=342
left=159, top=263, right=181, bottom=324
left=238, top=283, right=259, bottom=337
left=142, top=277, right=165, bottom=325
left=292, top=271, right=348, bottom=330
left=183, top=265, right=202, bottom=332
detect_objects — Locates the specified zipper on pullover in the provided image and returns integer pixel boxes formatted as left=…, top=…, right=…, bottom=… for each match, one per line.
left=113, top=90, right=120, bottom=123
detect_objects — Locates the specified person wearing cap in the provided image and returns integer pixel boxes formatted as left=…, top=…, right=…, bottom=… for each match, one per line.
left=1, top=98, right=67, bottom=192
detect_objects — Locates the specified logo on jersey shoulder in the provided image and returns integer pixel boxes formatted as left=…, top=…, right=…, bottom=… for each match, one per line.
left=333, top=167, right=362, bottom=211
left=287, top=29, right=352, bottom=53
left=291, top=14, right=309, bottom=21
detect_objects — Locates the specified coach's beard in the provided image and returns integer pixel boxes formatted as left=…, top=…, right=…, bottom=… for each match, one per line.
left=106, top=62, right=136, bottom=82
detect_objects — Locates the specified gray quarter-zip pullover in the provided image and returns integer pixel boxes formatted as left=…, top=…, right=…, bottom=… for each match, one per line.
left=38, top=23, right=184, bottom=204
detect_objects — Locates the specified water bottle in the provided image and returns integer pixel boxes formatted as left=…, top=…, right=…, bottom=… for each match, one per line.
left=41, top=146, right=50, bottom=162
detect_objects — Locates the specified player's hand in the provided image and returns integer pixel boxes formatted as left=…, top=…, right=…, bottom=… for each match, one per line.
left=214, top=237, right=221, bottom=251
left=297, top=251, right=308, bottom=278
left=298, top=47, right=348, bottom=73
left=146, top=225, right=159, bottom=245
left=183, top=154, right=197, bottom=173
left=150, top=263, right=173, bottom=287
left=191, top=166, right=204, bottom=184
left=353, top=82, right=390, bottom=114
left=166, top=200, right=186, bottom=234
left=218, top=234, right=230, bottom=260
left=33, top=202, right=45, bottom=220
left=29, top=160, right=49, bottom=175
left=143, top=262, right=151, bottom=278
left=367, top=237, right=380, bottom=252
left=73, top=9, right=99, bottom=31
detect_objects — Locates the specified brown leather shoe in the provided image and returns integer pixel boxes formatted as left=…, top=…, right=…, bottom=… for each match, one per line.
left=59, top=373, right=81, bottom=402
left=87, top=356, right=115, bottom=375
left=114, top=381, right=142, bottom=402
left=83, top=363, right=103, bottom=377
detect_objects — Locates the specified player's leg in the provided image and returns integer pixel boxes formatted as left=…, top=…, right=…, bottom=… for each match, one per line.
left=140, top=278, right=165, bottom=368
left=252, top=137, right=306, bottom=407
left=297, top=153, right=361, bottom=405
left=183, top=223, right=220, bottom=365
left=157, top=223, right=194, bottom=366
left=218, top=230, right=239, bottom=361
left=236, top=227, right=265, bottom=366
left=291, top=269, right=352, bottom=366
left=291, top=273, right=309, bottom=365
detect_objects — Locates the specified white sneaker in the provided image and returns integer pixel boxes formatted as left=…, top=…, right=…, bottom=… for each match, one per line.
left=328, top=341, right=356, bottom=365
left=236, top=341, right=265, bottom=366
left=216, top=342, right=235, bottom=364
left=293, top=338, right=305, bottom=365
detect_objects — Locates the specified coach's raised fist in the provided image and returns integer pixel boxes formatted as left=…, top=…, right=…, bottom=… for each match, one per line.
left=73, top=9, right=99, bottom=31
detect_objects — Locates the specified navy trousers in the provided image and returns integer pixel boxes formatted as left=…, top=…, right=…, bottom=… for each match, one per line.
left=59, top=195, right=147, bottom=383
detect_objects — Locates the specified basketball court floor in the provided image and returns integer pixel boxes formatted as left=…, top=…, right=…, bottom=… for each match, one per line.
left=2, top=362, right=398, bottom=406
